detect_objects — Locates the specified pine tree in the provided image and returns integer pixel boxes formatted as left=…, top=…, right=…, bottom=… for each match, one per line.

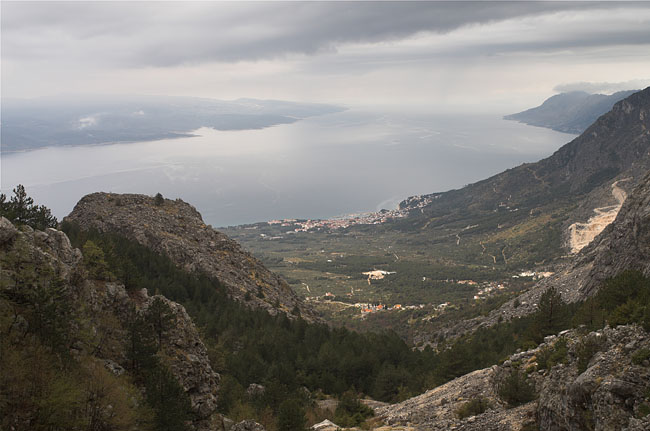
left=277, top=399, right=305, bottom=431
left=146, top=297, right=175, bottom=350
left=535, top=287, right=568, bottom=338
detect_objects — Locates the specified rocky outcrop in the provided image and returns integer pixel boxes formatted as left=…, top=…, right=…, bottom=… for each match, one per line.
left=380, top=325, right=650, bottom=431
left=0, top=217, right=221, bottom=431
left=64, top=193, right=317, bottom=320
left=537, top=325, right=650, bottom=431
left=87, top=283, right=220, bottom=430
left=230, top=420, right=266, bottom=431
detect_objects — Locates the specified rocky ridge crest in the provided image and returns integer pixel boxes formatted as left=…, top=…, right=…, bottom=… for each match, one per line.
left=64, top=192, right=316, bottom=320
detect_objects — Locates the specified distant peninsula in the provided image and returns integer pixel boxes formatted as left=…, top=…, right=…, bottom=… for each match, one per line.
left=1, top=95, right=345, bottom=153
left=504, top=90, right=637, bottom=134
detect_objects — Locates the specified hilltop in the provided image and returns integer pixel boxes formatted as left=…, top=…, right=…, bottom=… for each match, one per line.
left=63, top=192, right=317, bottom=320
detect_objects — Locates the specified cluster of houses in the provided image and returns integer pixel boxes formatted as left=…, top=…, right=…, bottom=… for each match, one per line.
left=264, top=196, right=435, bottom=234
left=473, top=283, right=507, bottom=300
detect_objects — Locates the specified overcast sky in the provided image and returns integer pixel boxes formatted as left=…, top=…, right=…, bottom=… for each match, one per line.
left=2, top=1, right=650, bottom=111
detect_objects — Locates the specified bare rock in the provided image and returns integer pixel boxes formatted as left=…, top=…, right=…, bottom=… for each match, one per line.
left=246, top=383, right=265, bottom=398
left=381, top=325, right=650, bottom=431
left=0, top=217, right=18, bottom=245
left=231, top=420, right=265, bottom=431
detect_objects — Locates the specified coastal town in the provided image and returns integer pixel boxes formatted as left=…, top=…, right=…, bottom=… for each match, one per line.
left=263, top=194, right=436, bottom=233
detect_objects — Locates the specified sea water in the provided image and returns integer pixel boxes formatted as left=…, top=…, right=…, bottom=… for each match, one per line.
left=0, top=107, right=576, bottom=227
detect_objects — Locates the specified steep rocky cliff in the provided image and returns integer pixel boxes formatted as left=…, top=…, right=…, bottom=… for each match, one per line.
left=64, top=192, right=316, bottom=320
left=379, top=325, right=650, bottom=431
left=0, top=217, right=221, bottom=431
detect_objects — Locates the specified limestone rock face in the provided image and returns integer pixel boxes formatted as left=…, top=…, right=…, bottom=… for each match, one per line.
left=64, top=193, right=317, bottom=320
left=230, top=420, right=266, bottom=431
left=0, top=217, right=18, bottom=245
left=141, top=291, right=220, bottom=426
left=537, top=325, right=650, bottom=431
left=0, top=220, right=221, bottom=431
left=379, top=325, right=650, bottom=431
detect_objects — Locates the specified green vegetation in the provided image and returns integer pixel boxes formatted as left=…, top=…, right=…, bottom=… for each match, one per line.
left=1, top=240, right=155, bottom=430
left=4, top=189, right=648, bottom=430
left=576, top=334, right=606, bottom=373
left=638, top=402, right=650, bottom=418
left=64, top=220, right=649, bottom=428
left=631, top=348, right=650, bottom=366
left=154, top=192, right=165, bottom=206
left=0, top=184, right=57, bottom=230
left=67, top=223, right=639, bottom=428
left=456, top=397, right=490, bottom=419
left=536, top=338, right=568, bottom=371
left=333, top=391, right=374, bottom=427
left=497, top=369, right=536, bottom=407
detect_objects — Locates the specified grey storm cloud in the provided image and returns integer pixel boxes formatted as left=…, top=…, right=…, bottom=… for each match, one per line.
left=3, top=1, right=649, bottom=67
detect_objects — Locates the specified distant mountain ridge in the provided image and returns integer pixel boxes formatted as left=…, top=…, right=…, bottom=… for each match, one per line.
left=505, top=90, right=637, bottom=134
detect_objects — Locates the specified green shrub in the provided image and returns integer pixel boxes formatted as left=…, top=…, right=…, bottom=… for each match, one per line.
left=82, top=240, right=114, bottom=281
left=456, top=397, right=490, bottom=419
left=637, top=402, right=650, bottom=419
left=632, top=348, right=650, bottom=366
left=537, top=338, right=568, bottom=370
left=497, top=369, right=536, bottom=407
left=334, top=391, right=374, bottom=427
left=576, top=334, right=606, bottom=373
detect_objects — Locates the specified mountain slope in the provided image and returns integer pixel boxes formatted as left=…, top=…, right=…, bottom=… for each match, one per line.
left=378, top=170, right=650, bottom=430
left=397, top=86, right=650, bottom=253
left=417, top=170, right=650, bottom=347
left=63, top=192, right=317, bottom=320
left=504, top=90, right=637, bottom=134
